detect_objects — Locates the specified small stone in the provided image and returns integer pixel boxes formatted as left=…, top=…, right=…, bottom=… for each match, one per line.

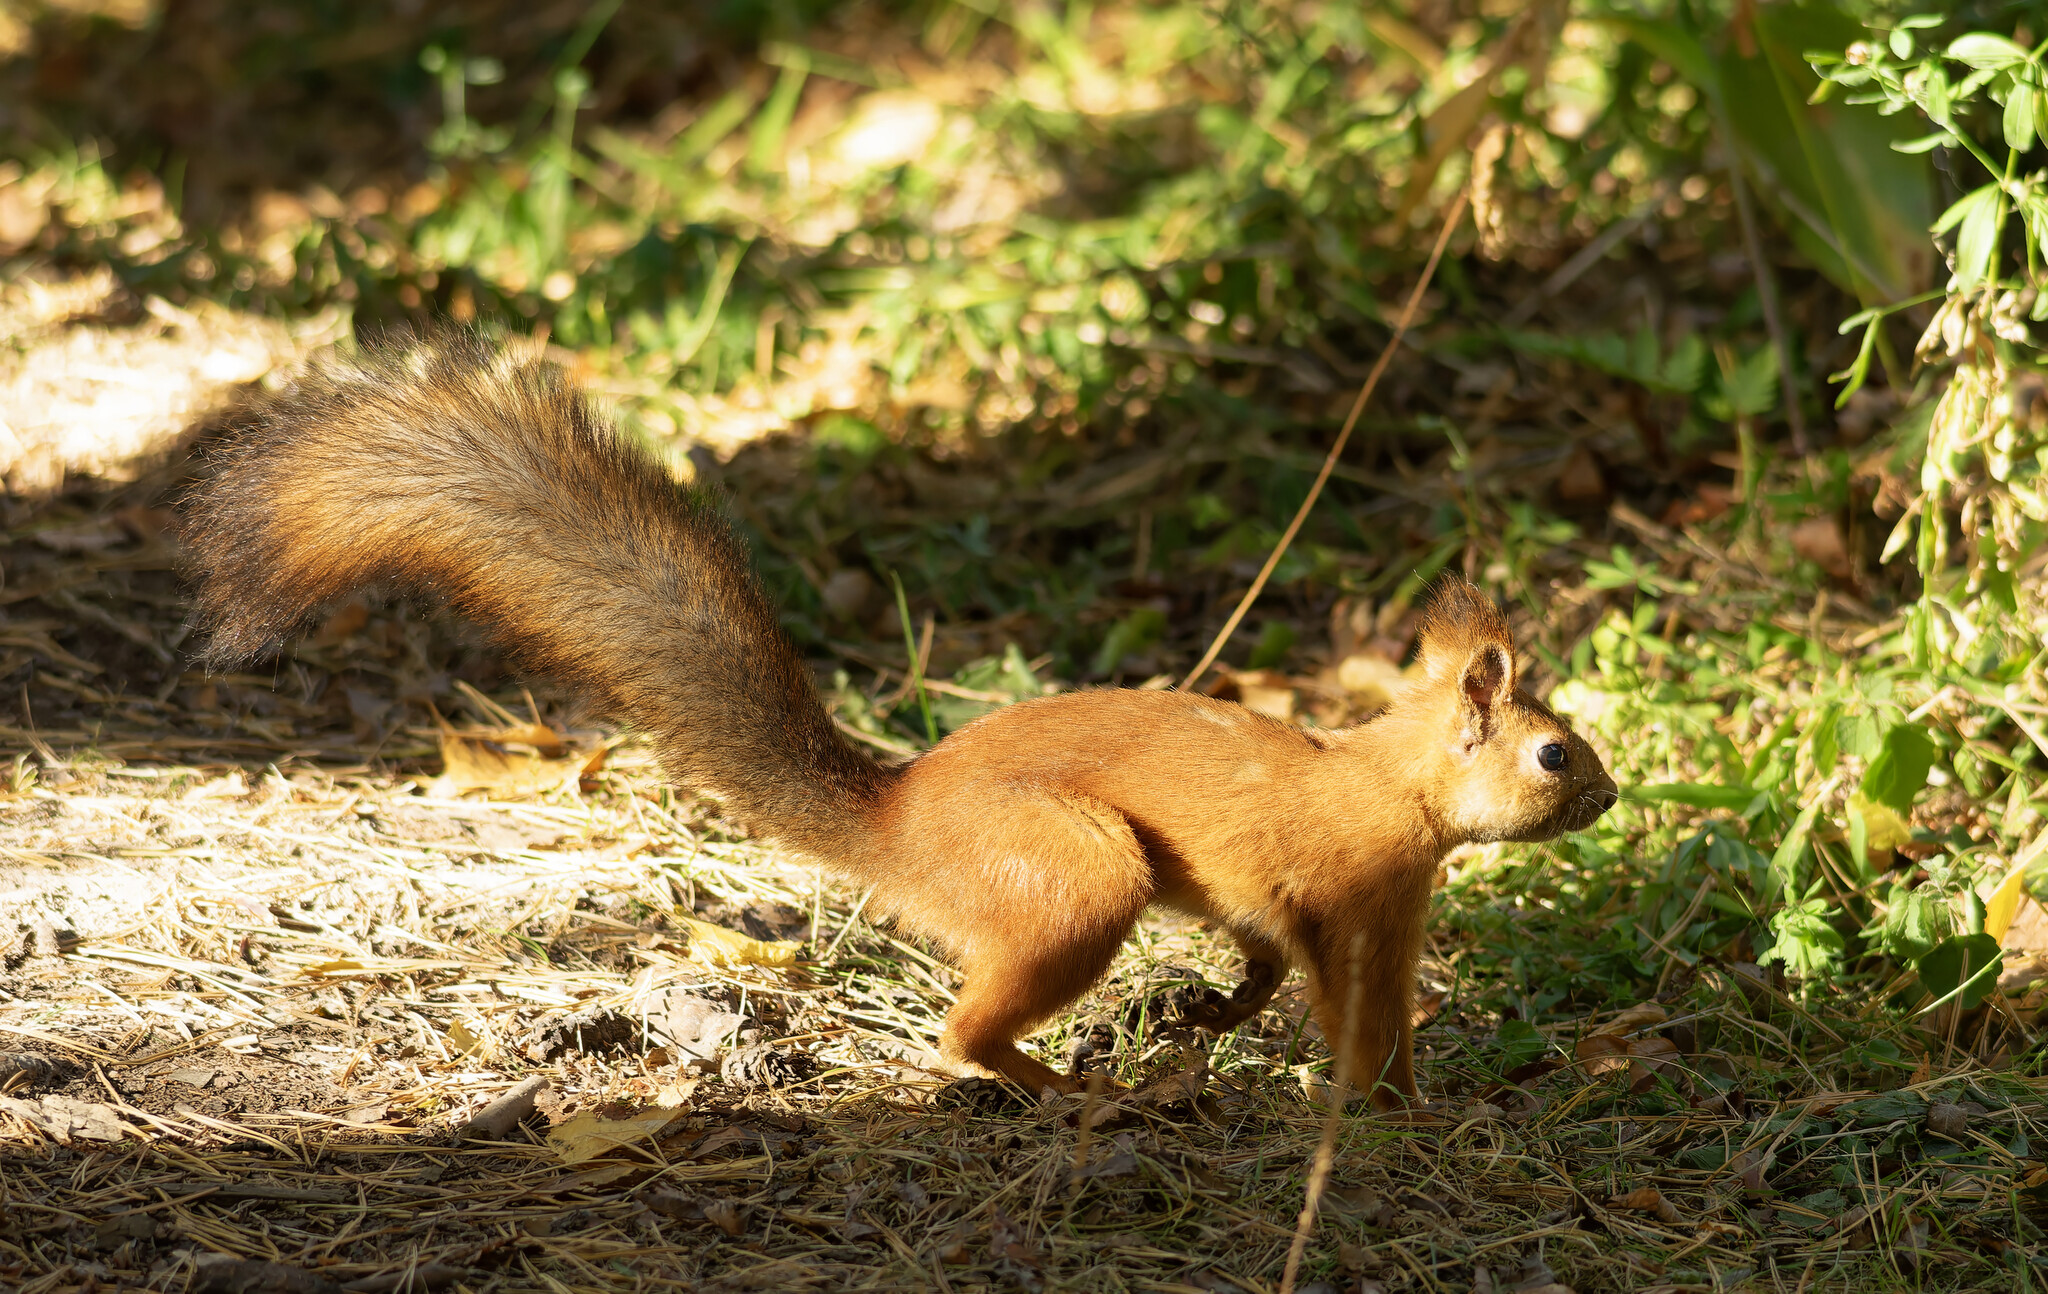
left=1926, top=1103, right=1969, bottom=1138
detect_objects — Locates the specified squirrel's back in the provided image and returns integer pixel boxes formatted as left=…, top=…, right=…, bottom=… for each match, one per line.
left=185, top=332, right=890, bottom=857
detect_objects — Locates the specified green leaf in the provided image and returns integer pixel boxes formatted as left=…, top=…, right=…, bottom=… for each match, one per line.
left=1861, top=723, right=1936, bottom=814
left=1955, top=187, right=2002, bottom=291
left=1717, top=6, right=1935, bottom=305
left=1838, top=1091, right=1927, bottom=1126
left=2006, top=82, right=2038, bottom=150
left=1659, top=334, right=1707, bottom=393
left=1634, top=783, right=1757, bottom=811
left=1495, top=1019, right=1548, bottom=1070
left=1769, top=793, right=1829, bottom=899
left=1947, top=33, right=2029, bottom=70
left=1829, top=318, right=1879, bottom=407
left=1811, top=703, right=1841, bottom=779
left=1890, top=130, right=1954, bottom=154
left=1897, top=15, right=1944, bottom=31
left=1720, top=345, right=1779, bottom=418
left=1760, top=898, right=1845, bottom=978
left=1926, top=62, right=1952, bottom=125
left=1874, top=880, right=1953, bottom=960
left=1247, top=620, right=1295, bottom=669
left=1092, top=606, right=1166, bottom=676
left=1915, top=932, right=2002, bottom=1009
left=1933, top=183, right=1997, bottom=235
left=1889, top=28, right=1914, bottom=61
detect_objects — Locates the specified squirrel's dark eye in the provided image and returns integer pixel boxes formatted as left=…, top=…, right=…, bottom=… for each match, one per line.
left=1537, top=743, right=1568, bottom=772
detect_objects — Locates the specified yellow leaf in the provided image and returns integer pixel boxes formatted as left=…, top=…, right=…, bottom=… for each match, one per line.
left=678, top=916, right=801, bottom=969
left=431, top=727, right=604, bottom=797
left=546, top=1105, right=688, bottom=1165
left=297, top=957, right=461, bottom=979
left=1848, top=793, right=1914, bottom=859
left=1989, top=832, right=2048, bottom=945
left=446, top=1019, right=495, bottom=1060
left=300, top=958, right=367, bottom=977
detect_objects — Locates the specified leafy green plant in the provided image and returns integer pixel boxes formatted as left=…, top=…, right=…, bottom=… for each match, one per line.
left=1812, top=20, right=2048, bottom=671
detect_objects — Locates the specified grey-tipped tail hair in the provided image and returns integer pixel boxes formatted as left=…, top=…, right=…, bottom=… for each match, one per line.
left=183, top=332, right=891, bottom=858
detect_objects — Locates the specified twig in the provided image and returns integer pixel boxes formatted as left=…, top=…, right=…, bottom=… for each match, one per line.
left=1068, top=1069, right=1106, bottom=1193
left=1279, top=931, right=1365, bottom=1294
left=1182, top=191, right=1469, bottom=691
left=455, top=1075, right=549, bottom=1141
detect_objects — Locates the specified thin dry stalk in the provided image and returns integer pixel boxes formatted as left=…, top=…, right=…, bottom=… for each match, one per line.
left=1181, top=190, right=1470, bottom=691
left=1278, top=931, right=1365, bottom=1294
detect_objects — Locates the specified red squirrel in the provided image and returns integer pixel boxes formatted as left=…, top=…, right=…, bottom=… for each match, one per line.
left=185, top=333, right=1617, bottom=1106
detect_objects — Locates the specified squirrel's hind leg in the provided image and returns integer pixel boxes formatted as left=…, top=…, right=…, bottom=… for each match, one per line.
left=1174, top=930, right=1286, bottom=1035
left=930, top=791, right=1152, bottom=1097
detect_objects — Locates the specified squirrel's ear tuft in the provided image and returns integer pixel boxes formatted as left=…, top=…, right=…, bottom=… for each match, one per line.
left=1415, top=579, right=1516, bottom=688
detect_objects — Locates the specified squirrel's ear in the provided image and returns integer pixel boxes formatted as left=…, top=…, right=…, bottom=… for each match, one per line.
left=1457, top=642, right=1514, bottom=739
left=1415, top=579, right=1516, bottom=684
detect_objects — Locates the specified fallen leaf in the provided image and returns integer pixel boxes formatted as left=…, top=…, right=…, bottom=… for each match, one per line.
left=190, top=1257, right=346, bottom=1294
left=1574, top=1033, right=1629, bottom=1076
left=31, top=518, right=127, bottom=552
left=0, top=1094, right=128, bottom=1143
left=547, top=1105, right=688, bottom=1165
left=1205, top=668, right=1298, bottom=721
left=1334, top=653, right=1404, bottom=712
left=430, top=726, right=604, bottom=797
left=677, top=916, right=801, bottom=969
left=1609, top=1186, right=1682, bottom=1225
left=701, top=1199, right=746, bottom=1236
left=1595, top=1003, right=1669, bottom=1035
left=445, top=1019, right=495, bottom=1061
left=1730, top=1146, right=1769, bottom=1194
left=298, top=957, right=460, bottom=980
left=1790, top=515, right=1851, bottom=578
left=1662, top=483, right=1734, bottom=527
left=935, top=1222, right=974, bottom=1263
left=1926, top=1103, right=1969, bottom=1138
left=680, top=1123, right=802, bottom=1159
left=310, top=597, right=371, bottom=645
left=1555, top=446, right=1607, bottom=503
left=640, top=988, right=745, bottom=1062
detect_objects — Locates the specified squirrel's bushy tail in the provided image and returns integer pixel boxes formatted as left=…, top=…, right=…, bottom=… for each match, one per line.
left=185, top=332, right=889, bottom=858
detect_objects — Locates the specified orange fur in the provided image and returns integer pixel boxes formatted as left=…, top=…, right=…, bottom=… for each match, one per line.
left=184, top=334, right=1617, bottom=1105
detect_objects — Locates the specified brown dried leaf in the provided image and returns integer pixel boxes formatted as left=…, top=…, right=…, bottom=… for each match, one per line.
left=1608, top=1186, right=1682, bottom=1225
left=1595, top=1003, right=1669, bottom=1036
left=1790, top=515, right=1851, bottom=578
left=1725, top=1147, right=1769, bottom=1197
left=1574, top=1033, right=1629, bottom=1076
left=701, top=1198, right=747, bottom=1237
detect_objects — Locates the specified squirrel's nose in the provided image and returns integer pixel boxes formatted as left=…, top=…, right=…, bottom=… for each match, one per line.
left=1591, top=784, right=1618, bottom=814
